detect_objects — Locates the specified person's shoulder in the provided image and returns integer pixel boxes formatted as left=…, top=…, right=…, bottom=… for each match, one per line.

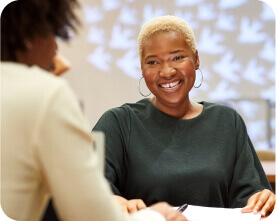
left=2, top=62, right=71, bottom=102
left=105, top=99, right=150, bottom=115
left=96, top=99, right=149, bottom=126
left=204, top=101, right=237, bottom=112
left=203, top=101, right=238, bottom=118
left=122, top=98, right=151, bottom=111
left=3, top=62, right=68, bottom=89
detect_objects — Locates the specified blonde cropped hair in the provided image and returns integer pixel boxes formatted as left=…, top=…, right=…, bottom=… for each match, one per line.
left=138, top=15, right=196, bottom=61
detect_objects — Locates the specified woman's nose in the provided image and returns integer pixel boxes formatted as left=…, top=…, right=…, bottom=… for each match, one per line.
left=160, top=65, right=176, bottom=78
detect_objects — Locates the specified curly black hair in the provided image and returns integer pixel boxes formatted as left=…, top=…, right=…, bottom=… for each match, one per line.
left=1, top=0, right=80, bottom=61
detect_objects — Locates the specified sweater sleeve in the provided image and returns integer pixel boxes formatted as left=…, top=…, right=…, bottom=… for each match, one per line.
left=228, top=112, right=272, bottom=208
left=33, top=82, right=163, bottom=221
left=93, top=107, right=129, bottom=196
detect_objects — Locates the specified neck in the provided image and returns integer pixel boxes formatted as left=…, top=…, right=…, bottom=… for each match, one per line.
left=151, top=96, right=200, bottom=119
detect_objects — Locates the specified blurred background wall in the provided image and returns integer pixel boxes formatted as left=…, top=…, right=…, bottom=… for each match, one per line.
left=58, top=0, right=275, bottom=150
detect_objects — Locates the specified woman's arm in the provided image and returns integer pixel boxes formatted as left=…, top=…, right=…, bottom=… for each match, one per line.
left=229, top=112, right=275, bottom=215
left=93, top=108, right=130, bottom=195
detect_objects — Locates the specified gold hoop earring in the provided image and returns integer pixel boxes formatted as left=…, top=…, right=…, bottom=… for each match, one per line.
left=194, top=68, right=203, bottom=88
left=138, top=77, right=151, bottom=97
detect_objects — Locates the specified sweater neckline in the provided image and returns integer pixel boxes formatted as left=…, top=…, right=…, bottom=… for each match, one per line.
left=142, top=98, right=207, bottom=122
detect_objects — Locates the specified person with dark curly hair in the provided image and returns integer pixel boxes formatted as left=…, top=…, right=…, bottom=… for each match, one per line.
left=1, top=1, right=188, bottom=221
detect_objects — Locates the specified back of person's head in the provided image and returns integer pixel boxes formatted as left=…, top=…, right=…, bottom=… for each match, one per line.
left=1, top=0, right=79, bottom=62
left=138, top=15, right=196, bottom=61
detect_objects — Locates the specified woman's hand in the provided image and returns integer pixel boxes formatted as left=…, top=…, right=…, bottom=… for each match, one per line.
left=241, top=189, right=275, bottom=216
left=113, top=195, right=146, bottom=213
left=51, top=53, right=70, bottom=76
left=150, top=202, right=188, bottom=221
left=113, top=196, right=187, bottom=220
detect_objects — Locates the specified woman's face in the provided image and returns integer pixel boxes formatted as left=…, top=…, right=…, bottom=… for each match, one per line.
left=141, top=31, right=199, bottom=109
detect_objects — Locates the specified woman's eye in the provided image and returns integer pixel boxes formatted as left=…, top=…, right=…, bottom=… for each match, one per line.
left=148, top=61, right=158, bottom=65
left=173, top=56, right=184, bottom=61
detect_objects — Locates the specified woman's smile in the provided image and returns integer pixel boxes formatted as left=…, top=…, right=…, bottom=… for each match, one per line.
left=159, top=80, right=182, bottom=92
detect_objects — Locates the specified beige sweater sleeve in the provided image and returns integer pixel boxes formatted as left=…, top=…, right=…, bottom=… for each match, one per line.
left=32, top=81, right=165, bottom=221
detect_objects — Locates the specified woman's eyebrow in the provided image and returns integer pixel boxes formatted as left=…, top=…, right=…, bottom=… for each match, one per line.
left=170, top=50, right=185, bottom=54
left=144, top=50, right=185, bottom=60
left=145, top=55, right=158, bottom=60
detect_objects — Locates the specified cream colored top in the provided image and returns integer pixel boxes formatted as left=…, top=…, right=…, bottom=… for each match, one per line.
left=1, top=62, right=165, bottom=221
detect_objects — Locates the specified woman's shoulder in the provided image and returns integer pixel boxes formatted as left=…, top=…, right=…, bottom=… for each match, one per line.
left=95, top=99, right=150, bottom=127
left=202, top=101, right=239, bottom=119
left=203, top=101, right=237, bottom=112
left=104, top=99, right=150, bottom=116
left=2, top=62, right=66, bottom=85
left=2, top=62, right=72, bottom=109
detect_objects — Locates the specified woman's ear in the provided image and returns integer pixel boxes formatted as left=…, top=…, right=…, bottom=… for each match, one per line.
left=194, top=50, right=200, bottom=70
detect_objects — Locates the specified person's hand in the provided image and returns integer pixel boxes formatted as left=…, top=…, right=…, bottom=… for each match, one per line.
left=150, top=202, right=188, bottom=221
left=51, top=53, right=71, bottom=76
left=113, top=195, right=146, bottom=213
left=241, top=189, right=275, bottom=217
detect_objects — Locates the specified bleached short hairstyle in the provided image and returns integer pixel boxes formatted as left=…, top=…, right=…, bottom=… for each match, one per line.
left=138, top=15, right=197, bottom=61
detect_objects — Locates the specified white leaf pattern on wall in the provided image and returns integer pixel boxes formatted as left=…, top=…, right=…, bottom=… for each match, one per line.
left=87, top=26, right=105, bottom=44
left=261, top=3, right=275, bottom=21
left=142, top=4, right=167, bottom=24
left=87, top=46, right=112, bottom=72
left=216, top=13, right=236, bottom=31
left=116, top=50, right=140, bottom=79
left=109, top=24, right=136, bottom=49
left=197, top=27, right=225, bottom=54
left=238, top=17, right=267, bottom=43
left=102, top=0, right=121, bottom=11
left=213, top=52, right=241, bottom=83
left=208, top=81, right=239, bottom=100
left=243, top=59, right=266, bottom=85
left=84, top=6, right=104, bottom=23
left=259, top=40, right=275, bottom=62
left=174, top=0, right=204, bottom=7
left=197, top=4, right=217, bottom=21
left=119, top=6, right=138, bottom=25
left=219, top=0, right=248, bottom=9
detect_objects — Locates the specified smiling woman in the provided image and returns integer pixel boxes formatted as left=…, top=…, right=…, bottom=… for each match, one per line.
left=93, top=15, right=275, bottom=216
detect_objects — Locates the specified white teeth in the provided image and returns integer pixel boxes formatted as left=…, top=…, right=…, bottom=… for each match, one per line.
left=160, top=80, right=181, bottom=89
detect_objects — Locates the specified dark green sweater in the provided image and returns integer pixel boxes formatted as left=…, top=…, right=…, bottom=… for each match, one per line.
left=93, top=99, right=271, bottom=208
